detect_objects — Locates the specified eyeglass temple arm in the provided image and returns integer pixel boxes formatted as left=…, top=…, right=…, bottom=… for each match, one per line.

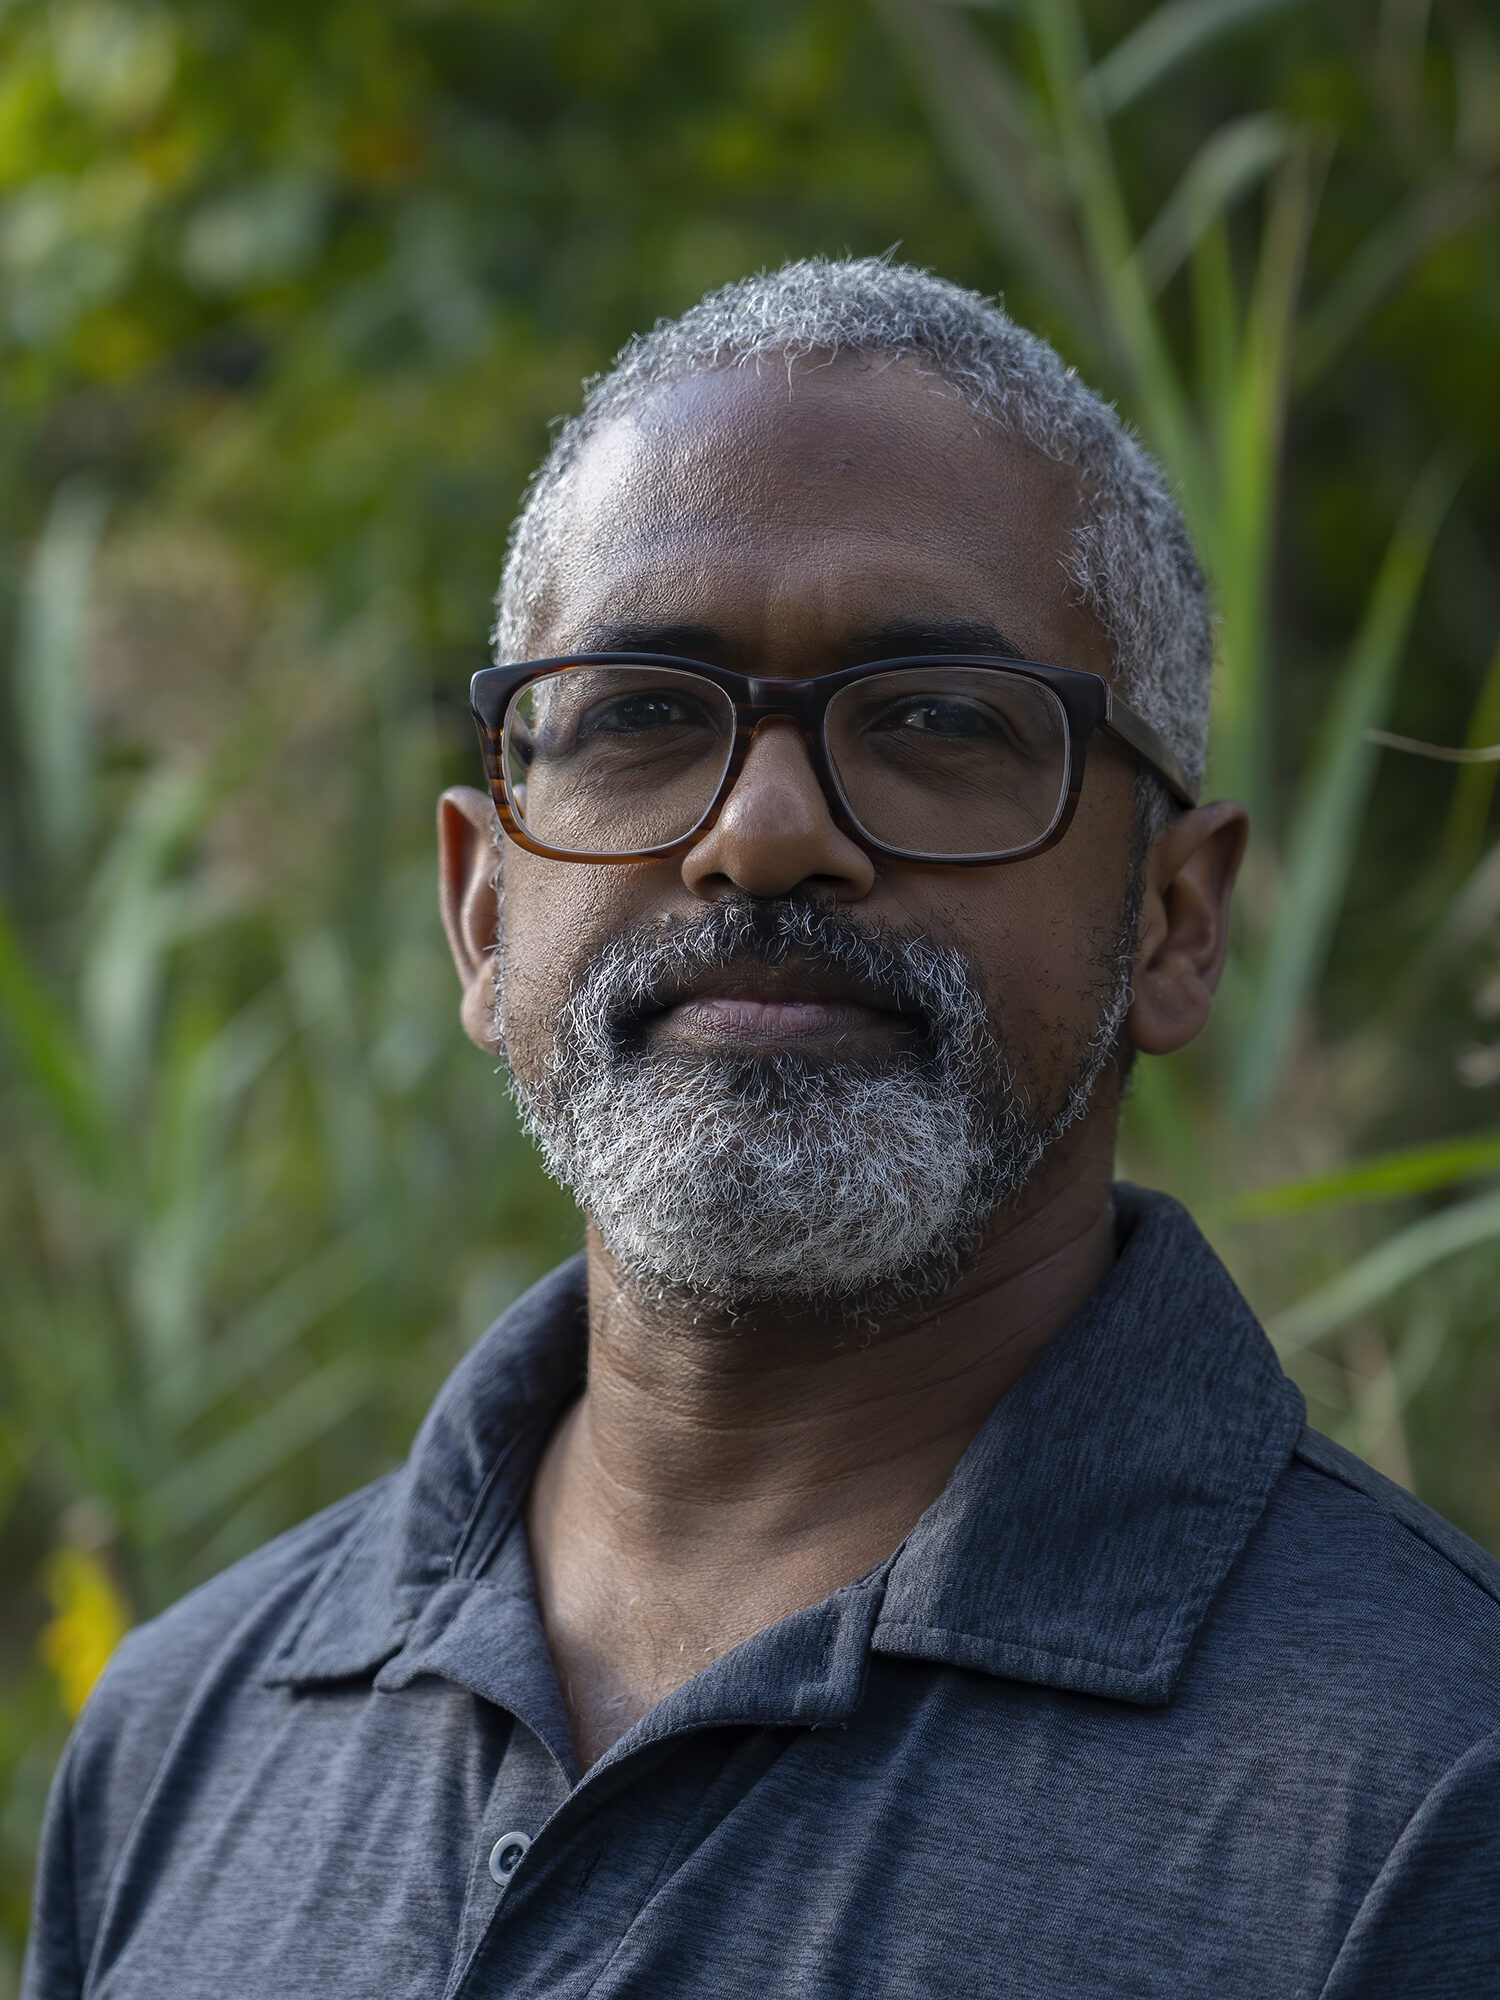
left=1102, top=691, right=1199, bottom=809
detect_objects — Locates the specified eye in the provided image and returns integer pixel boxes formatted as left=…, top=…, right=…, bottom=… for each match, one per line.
left=881, top=697, right=1001, bottom=738
left=581, top=691, right=706, bottom=736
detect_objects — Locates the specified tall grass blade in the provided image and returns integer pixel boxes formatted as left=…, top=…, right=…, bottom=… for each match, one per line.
left=1188, top=215, right=1237, bottom=453
left=13, top=480, right=109, bottom=873
left=145, top=1355, right=378, bottom=1538
left=874, top=0, right=1104, bottom=361
left=1205, top=140, right=1323, bottom=831
left=1086, top=0, right=1302, bottom=116
left=1137, top=113, right=1291, bottom=293
left=77, top=764, right=220, bottom=1110
left=1226, top=1129, right=1500, bottom=1220
left=0, top=889, right=115, bottom=1182
left=1268, top=1183, right=1500, bottom=1353
left=1025, top=0, right=1200, bottom=492
left=1231, top=449, right=1464, bottom=1119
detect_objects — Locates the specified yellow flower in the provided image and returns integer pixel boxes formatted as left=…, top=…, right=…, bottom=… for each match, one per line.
left=39, top=1546, right=132, bottom=1718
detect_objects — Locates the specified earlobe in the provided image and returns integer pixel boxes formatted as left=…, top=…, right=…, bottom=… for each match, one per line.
left=438, top=786, right=504, bottom=1051
left=1125, top=801, right=1248, bottom=1059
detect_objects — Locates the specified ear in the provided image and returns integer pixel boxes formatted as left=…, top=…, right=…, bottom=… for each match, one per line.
left=438, top=786, right=504, bottom=1052
left=1126, top=800, right=1248, bottom=1058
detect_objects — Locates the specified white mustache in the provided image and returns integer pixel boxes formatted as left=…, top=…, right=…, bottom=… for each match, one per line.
left=563, top=897, right=988, bottom=1070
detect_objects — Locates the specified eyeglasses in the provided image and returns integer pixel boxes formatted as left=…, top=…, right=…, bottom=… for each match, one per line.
left=469, top=652, right=1197, bottom=867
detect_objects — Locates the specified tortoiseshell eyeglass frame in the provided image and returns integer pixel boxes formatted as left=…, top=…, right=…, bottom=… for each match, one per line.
left=469, top=652, right=1199, bottom=867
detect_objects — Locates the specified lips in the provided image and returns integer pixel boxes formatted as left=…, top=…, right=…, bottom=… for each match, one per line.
left=634, top=959, right=916, bottom=1055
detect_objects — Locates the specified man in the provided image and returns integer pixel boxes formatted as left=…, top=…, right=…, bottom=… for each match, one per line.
left=25, top=259, right=1500, bottom=1998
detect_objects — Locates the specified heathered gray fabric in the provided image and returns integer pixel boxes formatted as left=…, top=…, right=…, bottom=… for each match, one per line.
left=23, top=1187, right=1500, bottom=1999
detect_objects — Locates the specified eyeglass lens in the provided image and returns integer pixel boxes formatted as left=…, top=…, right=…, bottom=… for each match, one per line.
left=501, top=664, right=1070, bottom=859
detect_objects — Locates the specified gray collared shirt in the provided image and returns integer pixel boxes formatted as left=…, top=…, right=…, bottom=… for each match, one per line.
left=23, top=1188, right=1500, bottom=1998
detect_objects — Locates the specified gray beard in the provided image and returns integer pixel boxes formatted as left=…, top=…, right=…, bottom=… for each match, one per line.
left=498, top=897, right=1134, bottom=1318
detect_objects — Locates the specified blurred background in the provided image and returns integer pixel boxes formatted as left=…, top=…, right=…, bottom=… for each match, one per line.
left=2, top=0, right=1498, bottom=1980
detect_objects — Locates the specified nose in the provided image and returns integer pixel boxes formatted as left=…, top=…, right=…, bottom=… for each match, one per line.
left=680, top=719, right=876, bottom=902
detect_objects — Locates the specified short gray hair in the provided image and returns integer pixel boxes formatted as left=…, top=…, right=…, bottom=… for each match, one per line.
left=494, top=256, right=1211, bottom=791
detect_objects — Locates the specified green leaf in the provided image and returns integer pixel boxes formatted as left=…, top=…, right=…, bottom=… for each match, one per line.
left=145, top=1355, right=378, bottom=1538
left=1297, top=174, right=1498, bottom=387
left=1268, top=1184, right=1500, bottom=1354
left=0, top=888, right=115, bottom=1181
left=13, top=477, right=110, bottom=873
left=873, top=0, right=1105, bottom=363
left=1231, top=448, right=1465, bottom=1120
left=1087, top=0, right=1302, bottom=117
left=1225, top=1130, right=1500, bottom=1220
left=1137, top=113, right=1292, bottom=294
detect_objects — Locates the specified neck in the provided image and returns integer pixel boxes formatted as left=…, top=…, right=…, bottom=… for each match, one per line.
left=578, top=1143, right=1115, bottom=1521
left=525, top=1122, right=1118, bottom=1766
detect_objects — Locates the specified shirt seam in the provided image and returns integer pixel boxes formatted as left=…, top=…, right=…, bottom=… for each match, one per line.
left=1313, top=1724, right=1500, bottom=1998
left=1293, top=1434, right=1500, bottom=1615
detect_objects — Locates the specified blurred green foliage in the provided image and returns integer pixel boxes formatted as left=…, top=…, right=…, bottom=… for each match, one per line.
left=1, top=0, right=1498, bottom=1986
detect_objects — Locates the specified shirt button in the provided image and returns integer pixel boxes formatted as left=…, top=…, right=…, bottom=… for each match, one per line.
left=489, top=1832, right=532, bottom=1885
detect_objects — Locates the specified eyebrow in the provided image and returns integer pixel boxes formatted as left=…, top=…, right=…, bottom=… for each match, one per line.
left=561, top=618, right=1031, bottom=664
left=845, top=620, right=1028, bottom=663
left=567, top=621, right=723, bottom=658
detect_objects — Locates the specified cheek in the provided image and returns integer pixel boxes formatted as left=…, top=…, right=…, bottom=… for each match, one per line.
left=498, top=853, right=676, bottom=1032
left=894, top=799, right=1135, bottom=1043
left=922, top=884, right=1103, bottom=1030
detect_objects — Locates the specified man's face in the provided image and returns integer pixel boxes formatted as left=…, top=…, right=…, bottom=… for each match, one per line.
left=488, top=354, right=1147, bottom=1310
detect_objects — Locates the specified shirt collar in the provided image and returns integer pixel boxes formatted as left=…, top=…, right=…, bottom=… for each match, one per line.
left=874, top=1186, right=1304, bottom=1702
left=265, top=1187, right=1303, bottom=1712
left=263, top=1257, right=587, bottom=1690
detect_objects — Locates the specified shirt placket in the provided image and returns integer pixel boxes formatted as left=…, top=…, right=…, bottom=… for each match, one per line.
left=446, top=1720, right=574, bottom=1996
left=442, top=1575, right=888, bottom=2000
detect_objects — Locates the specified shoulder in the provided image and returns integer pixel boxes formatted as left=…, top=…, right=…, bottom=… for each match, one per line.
left=1289, top=1425, right=1500, bottom=1610
left=69, top=1476, right=396, bottom=1820
left=99, top=1473, right=392, bottom=1691
left=1319, top=1723, right=1500, bottom=1995
left=1209, top=1425, right=1500, bottom=1741
left=1280, top=1425, right=1500, bottom=1640
left=24, top=1480, right=395, bottom=1998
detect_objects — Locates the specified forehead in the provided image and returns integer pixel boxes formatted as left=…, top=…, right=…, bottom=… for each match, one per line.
left=531, top=354, right=1112, bottom=676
